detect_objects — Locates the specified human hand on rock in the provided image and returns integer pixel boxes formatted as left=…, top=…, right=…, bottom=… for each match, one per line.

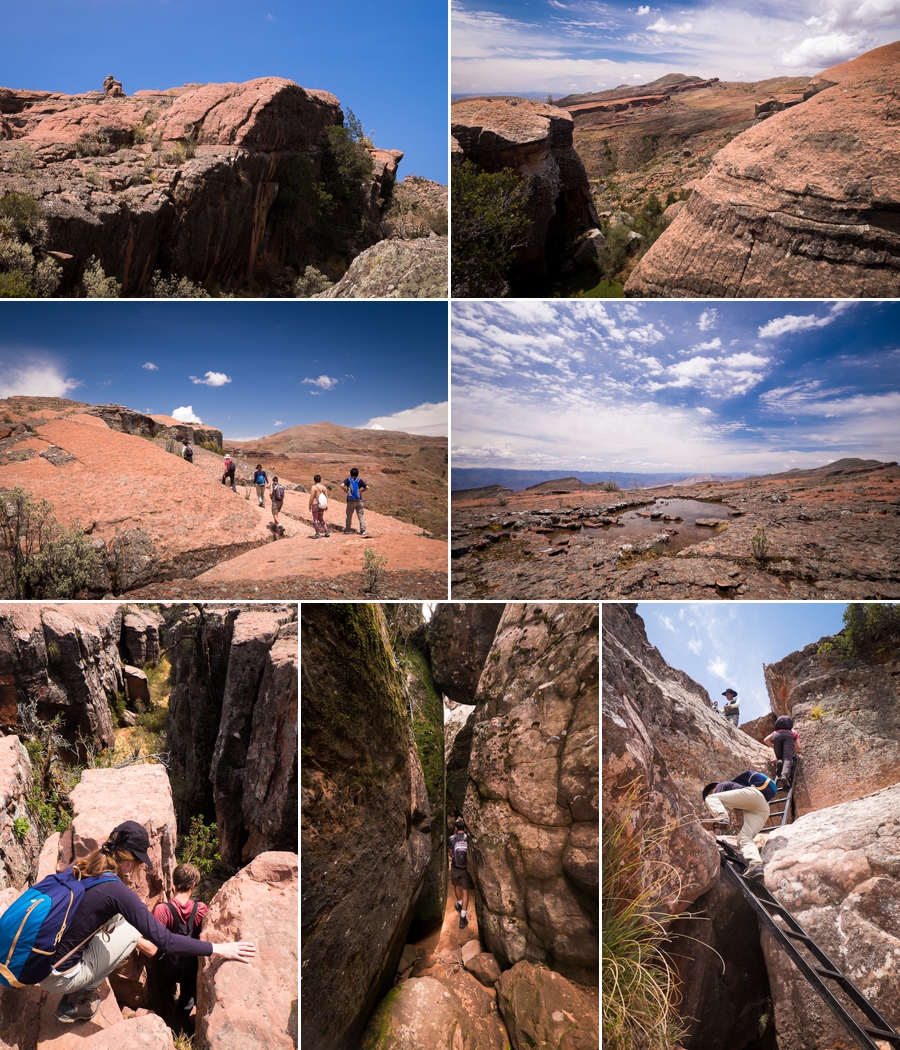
left=211, top=941, right=257, bottom=963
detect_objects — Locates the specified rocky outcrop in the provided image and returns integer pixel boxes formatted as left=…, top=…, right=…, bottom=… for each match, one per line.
left=497, top=962, right=599, bottom=1050
left=301, top=604, right=433, bottom=1050
left=464, top=603, right=599, bottom=983
left=427, top=603, right=505, bottom=704
left=0, top=77, right=406, bottom=295
left=451, top=97, right=600, bottom=288
left=122, top=607, right=164, bottom=667
left=602, top=604, right=770, bottom=912
left=445, top=703, right=476, bottom=817
left=317, top=236, right=448, bottom=298
left=92, top=404, right=223, bottom=448
left=761, top=783, right=900, bottom=1049
left=195, top=851, right=298, bottom=1050
left=762, top=630, right=900, bottom=815
left=0, top=736, right=41, bottom=890
left=625, top=43, right=900, bottom=298
left=0, top=604, right=123, bottom=749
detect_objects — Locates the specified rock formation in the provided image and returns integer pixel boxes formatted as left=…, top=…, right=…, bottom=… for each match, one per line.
left=444, top=703, right=475, bottom=816
left=0, top=77, right=407, bottom=295
left=0, top=736, right=41, bottom=890
left=464, top=603, right=599, bottom=983
left=497, top=962, right=599, bottom=1050
left=195, top=851, right=298, bottom=1050
left=318, top=236, right=448, bottom=297
left=427, top=603, right=505, bottom=705
left=451, top=97, right=600, bottom=288
left=625, top=42, right=900, bottom=297
left=301, top=604, right=433, bottom=1050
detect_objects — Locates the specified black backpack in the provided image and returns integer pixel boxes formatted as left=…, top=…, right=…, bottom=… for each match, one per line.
left=272, top=484, right=285, bottom=501
left=157, top=901, right=200, bottom=989
left=452, top=833, right=468, bottom=869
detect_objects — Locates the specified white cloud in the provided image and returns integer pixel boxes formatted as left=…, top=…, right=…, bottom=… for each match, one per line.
left=687, top=636, right=703, bottom=654
left=190, top=371, right=232, bottom=387
left=647, top=16, right=693, bottom=32
left=781, top=30, right=863, bottom=67
left=637, top=4, right=650, bottom=13
left=172, top=406, right=203, bottom=424
left=708, top=655, right=730, bottom=681
left=648, top=351, right=771, bottom=397
left=274, top=420, right=283, bottom=426
left=698, top=309, right=718, bottom=331
left=758, top=313, right=833, bottom=338
left=0, top=360, right=81, bottom=398
left=142, top=362, right=158, bottom=371
left=363, top=401, right=448, bottom=437
left=302, top=375, right=339, bottom=391
left=692, top=338, right=722, bottom=352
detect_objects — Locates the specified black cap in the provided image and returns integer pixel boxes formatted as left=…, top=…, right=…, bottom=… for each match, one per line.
left=722, top=689, right=738, bottom=698
left=454, top=818, right=465, bottom=830
left=103, top=821, right=152, bottom=867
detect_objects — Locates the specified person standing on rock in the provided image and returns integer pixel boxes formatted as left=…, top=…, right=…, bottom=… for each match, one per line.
left=342, top=467, right=368, bottom=536
left=764, top=715, right=802, bottom=788
left=181, top=441, right=193, bottom=464
left=37, top=822, right=255, bottom=1023
left=448, top=818, right=473, bottom=929
left=253, top=463, right=268, bottom=507
left=270, top=476, right=286, bottom=534
left=721, top=688, right=740, bottom=727
left=223, top=452, right=237, bottom=492
left=702, top=771, right=777, bottom=880
left=309, top=474, right=330, bottom=538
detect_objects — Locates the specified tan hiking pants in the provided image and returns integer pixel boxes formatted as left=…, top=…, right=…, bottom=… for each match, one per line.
left=705, top=786, right=770, bottom=864
left=40, top=914, right=139, bottom=994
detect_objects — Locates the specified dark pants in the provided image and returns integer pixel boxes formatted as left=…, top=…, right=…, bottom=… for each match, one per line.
left=773, top=732, right=796, bottom=781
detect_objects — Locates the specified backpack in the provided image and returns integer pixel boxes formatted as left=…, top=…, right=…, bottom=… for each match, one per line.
left=452, top=834, right=468, bottom=869
left=157, top=902, right=200, bottom=1003
left=225, top=459, right=235, bottom=476
left=733, top=770, right=778, bottom=802
left=317, top=491, right=328, bottom=509
left=346, top=477, right=361, bottom=500
left=272, top=484, right=285, bottom=502
left=184, top=445, right=193, bottom=460
left=255, top=471, right=266, bottom=485
left=0, top=869, right=120, bottom=988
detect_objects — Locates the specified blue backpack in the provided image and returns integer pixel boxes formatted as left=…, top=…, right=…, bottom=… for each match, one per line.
left=734, top=770, right=778, bottom=802
left=347, top=477, right=361, bottom=500
left=0, top=868, right=119, bottom=988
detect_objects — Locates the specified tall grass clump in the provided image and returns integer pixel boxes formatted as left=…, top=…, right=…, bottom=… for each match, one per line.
left=603, top=784, right=688, bottom=1050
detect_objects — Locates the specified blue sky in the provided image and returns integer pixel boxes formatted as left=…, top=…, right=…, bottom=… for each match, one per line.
left=451, top=299, right=900, bottom=474
left=452, top=0, right=900, bottom=96
left=0, top=302, right=448, bottom=440
left=637, top=601, right=850, bottom=721
left=3, top=0, right=447, bottom=184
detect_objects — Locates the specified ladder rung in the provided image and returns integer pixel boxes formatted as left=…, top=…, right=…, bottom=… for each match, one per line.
left=861, top=1025, right=900, bottom=1040
left=813, top=965, right=846, bottom=981
left=784, top=930, right=814, bottom=943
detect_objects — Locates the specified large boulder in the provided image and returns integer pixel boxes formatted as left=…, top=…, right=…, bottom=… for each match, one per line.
left=300, top=604, right=433, bottom=1050
left=497, top=961, right=599, bottom=1050
left=77, top=1013, right=174, bottom=1048
left=625, top=43, right=900, bottom=298
left=0, top=604, right=123, bottom=749
left=445, top=703, right=476, bottom=816
left=0, top=736, right=41, bottom=890
left=195, top=851, right=298, bottom=1050
left=464, top=603, right=599, bottom=983
left=452, top=97, right=600, bottom=288
left=427, top=603, right=505, bottom=704
left=762, top=630, right=900, bottom=815
left=761, top=783, right=900, bottom=1049
left=317, top=237, right=448, bottom=298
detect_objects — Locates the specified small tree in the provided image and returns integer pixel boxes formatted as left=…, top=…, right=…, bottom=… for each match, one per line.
left=0, top=487, right=99, bottom=599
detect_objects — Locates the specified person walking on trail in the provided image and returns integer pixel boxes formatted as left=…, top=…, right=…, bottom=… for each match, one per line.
left=309, top=474, right=330, bottom=539
left=342, top=467, right=368, bottom=537
left=722, top=688, right=740, bottom=727
left=449, top=818, right=473, bottom=930
left=181, top=441, right=193, bottom=464
left=223, top=452, right=237, bottom=492
left=5, top=821, right=254, bottom=1024
left=253, top=464, right=268, bottom=508
left=702, top=770, right=777, bottom=880
left=270, top=476, right=286, bottom=534
left=764, top=715, right=802, bottom=789
left=153, top=862, right=207, bottom=1026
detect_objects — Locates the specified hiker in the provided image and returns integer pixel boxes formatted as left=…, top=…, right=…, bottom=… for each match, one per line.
left=222, top=452, right=237, bottom=492
left=764, top=715, right=802, bottom=788
left=342, top=467, right=367, bottom=536
left=253, top=464, right=268, bottom=507
left=721, top=688, right=740, bottom=727
left=702, top=770, right=777, bottom=879
left=0, top=821, right=254, bottom=1024
left=270, top=475, right=286, bottom=533
left=181, top=441, right=193, bottom=464
left=449, top=818, right=473, bottom=930
left=309, top=474, right=330, bottom=538
left=153, top=862, right=207, bottom=1025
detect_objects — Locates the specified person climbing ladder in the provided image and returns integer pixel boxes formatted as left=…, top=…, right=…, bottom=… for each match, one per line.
left=448, top=818, right=473, bottom=930
left=702, top=770, right=777, bottom=880
left=764, top=715, right=802, bottom=788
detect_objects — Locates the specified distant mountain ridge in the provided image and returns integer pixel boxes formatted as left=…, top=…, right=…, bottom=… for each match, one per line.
left=451, top=467, right=748, bottom=491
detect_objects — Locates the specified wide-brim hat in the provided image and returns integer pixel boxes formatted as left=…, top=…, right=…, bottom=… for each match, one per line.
left=721, top=689, right=738, bottom=698
left=104, top=821, right=153, bottom=867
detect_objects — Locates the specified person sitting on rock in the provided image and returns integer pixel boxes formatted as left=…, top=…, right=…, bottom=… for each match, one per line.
left=40, top=822, right=255, bottom=1024
left=253, top=464, right=268, bottom=507
left=721, top=688, right=740, bottom=727
left=223, top=453, right=237, bottom=492
left=342, top=467, right=367, bottom=536
left=764, top=715, right=801, bottom=789
left=309, top=474, right=330, bottom=539
left=182, top=441, right=193, bottom=464
left=152, top=862, right=208, bottom=1027
left=702, top=770, right=778, bottom=880
left=449, top=818, right=473, bottom=929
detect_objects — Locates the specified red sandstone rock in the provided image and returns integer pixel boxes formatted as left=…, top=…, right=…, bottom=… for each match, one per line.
left=497, top=962, right=598, bottom=1050
left=626, top=42, right=900, bottom=297
left=0, top=735, right=41, bottom=890
left=79, top=1013, right=174, bottom=1049
left=195, top=851, right=298, bottom=1050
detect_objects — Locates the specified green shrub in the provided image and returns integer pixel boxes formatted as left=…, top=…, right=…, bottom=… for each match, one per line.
left=8, top=146, right=37, bottom=176
left=0, top=191, right=48, bottom=243
left=200, top=440, right=224, bottom=455
left=150, top=271, right=210, bottom=298
left=179, top=815, right=220, bottom=875
left=294, top=265, right=332, bottom=297
left=451, top=160, right=531, bottom=297
left=363, top=547, right=388, bottom=593
left=75, top=131, right=117, bottom=157
left=82, top=256, right=121, bottom=297
left=817, top=603, right=900, bottom=660
left=12, top=816, right=30, bottom=841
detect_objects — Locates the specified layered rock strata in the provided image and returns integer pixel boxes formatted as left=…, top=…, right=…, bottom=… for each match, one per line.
left=625, top=43, right=900, bottom=297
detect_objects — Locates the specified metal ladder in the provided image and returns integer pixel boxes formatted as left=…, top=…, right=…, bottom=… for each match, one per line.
left=760, top=756, right=799, bottom=834
left=717, top=840, right=900, bottom=1050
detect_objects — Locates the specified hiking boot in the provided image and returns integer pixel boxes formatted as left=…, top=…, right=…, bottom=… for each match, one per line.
left=55, top=990, right=101, bottom=1023
left=744, top=865, right=765, bottom=881
left=454, top=900, right=462, bottom=913
left=708, top=818, right=730, bottom=831
left=324, top=532, right=330, bottom=537
left=359, top=531, right=367, bottom=537
left=459, top=914, right=468, bottom=929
